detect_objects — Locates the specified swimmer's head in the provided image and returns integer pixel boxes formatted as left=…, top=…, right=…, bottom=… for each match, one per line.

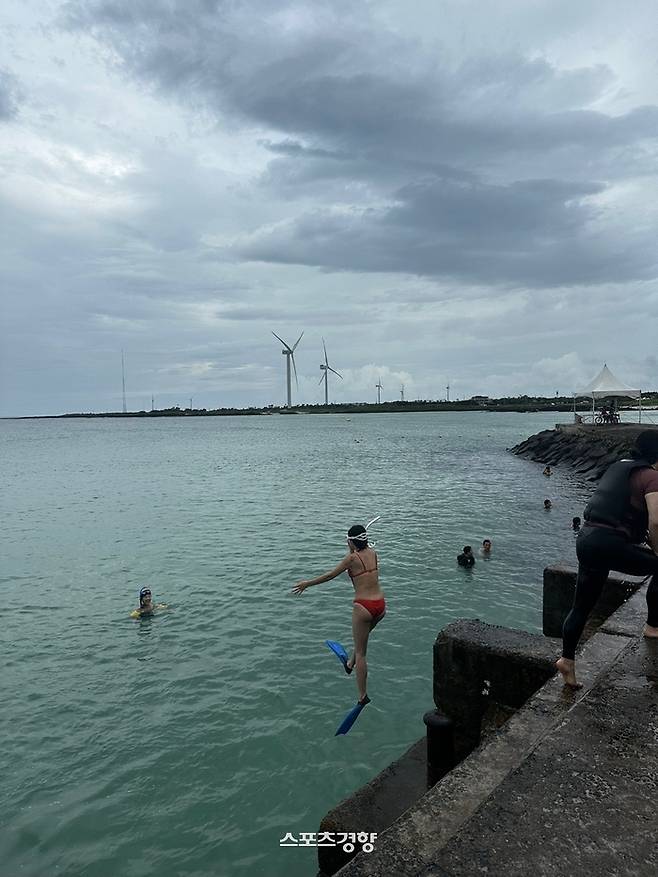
left=139, top=587, right=152, bottom=607
left=462, top=545, right=473, bottom=555
left=482, top=539, right=492, bottom=552
left=347, top=525, right=369, bottom=550
left=634, top=430, right=658, bottom=465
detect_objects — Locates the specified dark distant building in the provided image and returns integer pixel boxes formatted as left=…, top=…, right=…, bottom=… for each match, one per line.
left=470, top=395, right=490, bottom=406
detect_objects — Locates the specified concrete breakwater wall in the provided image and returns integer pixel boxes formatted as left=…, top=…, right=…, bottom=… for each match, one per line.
left=509, top=422, right=654, bottom=480
left=316, top=567, right=650, bottom=877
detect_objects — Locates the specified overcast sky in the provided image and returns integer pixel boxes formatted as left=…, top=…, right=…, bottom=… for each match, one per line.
left=2, top=0, right=657, bottom=415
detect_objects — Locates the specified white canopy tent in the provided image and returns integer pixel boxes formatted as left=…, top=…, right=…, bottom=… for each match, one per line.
left=574, top=363, right=642, bottom=422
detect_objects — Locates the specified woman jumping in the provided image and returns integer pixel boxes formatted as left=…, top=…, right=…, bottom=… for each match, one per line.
left=292, top=521, right=385, bottom=706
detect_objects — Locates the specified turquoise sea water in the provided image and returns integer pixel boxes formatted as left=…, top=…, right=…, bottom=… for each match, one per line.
left=1, top=412, right=590, bottom=877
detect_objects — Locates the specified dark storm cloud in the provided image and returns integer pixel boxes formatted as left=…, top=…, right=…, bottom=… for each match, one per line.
left=4, top=0, right=658, bottom=416
left=61, top=2, right=656, bottom=168
left=237, top=176, right=657, bottom=287
left=61, top=0, right=658, bottom=288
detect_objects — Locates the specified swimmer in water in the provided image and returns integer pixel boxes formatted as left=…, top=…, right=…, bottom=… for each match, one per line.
left=292, top=522, right=385, bottom=706
left=543, top=465, right=552, bottom=477
left=480, top=539, right=492, bottom=557
left=457, top=546, right=475, bottom=567
left=544, top=498, right=552, bottom=510
left=130, top=587, right=168, bottom=618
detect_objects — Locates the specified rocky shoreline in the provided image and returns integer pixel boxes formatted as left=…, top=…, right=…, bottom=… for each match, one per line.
left=510, top=422, right=656, bottom=480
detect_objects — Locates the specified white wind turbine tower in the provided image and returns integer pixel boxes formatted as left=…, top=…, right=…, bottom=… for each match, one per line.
left=272, top=331, right=303, bottom=408
left=319, top=338, right=342, bottom=405
left=400, top=384, right=405, bottom=402
left=376, top=378, right=383, bottom=404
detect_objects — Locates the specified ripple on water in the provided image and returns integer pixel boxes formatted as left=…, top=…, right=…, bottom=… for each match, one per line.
left=0, top=413, right=588, bottom=876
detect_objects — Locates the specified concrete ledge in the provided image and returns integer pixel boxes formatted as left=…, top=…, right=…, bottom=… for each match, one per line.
left=317, top=737, right=427, bottom=876
left=542, top=564, right=643, bottom=638
left=418, top=635, right=658, bottom=876
left=600, top=581, right=649, bottom=637
left=317, top=621, right=561, bottom=875
left=334, top=586, right=649, bottom=877
left=433, top=620, right=559, bottom=758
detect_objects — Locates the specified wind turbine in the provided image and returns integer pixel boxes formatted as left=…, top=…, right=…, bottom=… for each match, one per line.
left=376, top=378, right=383, bottom=405
left=272, top=331, right=303, bottom=408
left=319, top=338, right=342, bottom=406
left=121, top=349, right=127, bottom=413
left=400, top=384, right=405, bottom=402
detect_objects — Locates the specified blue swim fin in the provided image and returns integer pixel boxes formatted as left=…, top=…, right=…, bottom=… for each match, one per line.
left=335, top=700, right=369, bottom=736
left=325, top=640, right=352, bottom=674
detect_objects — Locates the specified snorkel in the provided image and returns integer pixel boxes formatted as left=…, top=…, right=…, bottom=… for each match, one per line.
left=347, top=516, right=380, bottom=549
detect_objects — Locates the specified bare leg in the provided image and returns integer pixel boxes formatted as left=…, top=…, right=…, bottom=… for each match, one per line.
left=352, top=604, right=375, bottom=702
left=347, top=610, right=384, bottom=672
left=643, top=624, right=658, bottom=638
left=555, top=657, right=583, bottom=689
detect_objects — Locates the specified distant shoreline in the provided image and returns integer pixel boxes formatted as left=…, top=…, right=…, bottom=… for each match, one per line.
left=6, top=397, right=658, bottom=420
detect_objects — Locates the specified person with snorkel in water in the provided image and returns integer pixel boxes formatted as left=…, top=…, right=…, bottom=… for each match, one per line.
left=292, top=519, right=385, bottom=707
left=130, top=587, right=169, bottom=618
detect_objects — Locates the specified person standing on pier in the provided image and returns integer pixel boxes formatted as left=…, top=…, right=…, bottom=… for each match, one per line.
left=556, top=431, right=658, bottom=688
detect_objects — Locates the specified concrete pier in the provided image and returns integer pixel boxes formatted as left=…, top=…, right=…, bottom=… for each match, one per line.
left=317, top=568, right=656, bottom=877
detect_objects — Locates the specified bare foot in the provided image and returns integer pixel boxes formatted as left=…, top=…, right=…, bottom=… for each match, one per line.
left=555, top=657, right=583, bottom=689
left=643, top=624, right=658, bottom=639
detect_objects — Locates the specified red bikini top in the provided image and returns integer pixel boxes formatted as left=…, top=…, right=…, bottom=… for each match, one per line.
left=348, top=551, right=378, bottom=579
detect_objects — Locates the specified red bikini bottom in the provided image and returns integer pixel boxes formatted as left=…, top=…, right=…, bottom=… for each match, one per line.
left=353, top=597, right=386, bottom=622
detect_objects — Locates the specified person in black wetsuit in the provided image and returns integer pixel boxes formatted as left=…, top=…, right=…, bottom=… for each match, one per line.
left=457, top=546, right=475, bottom=568
left=556, top=430, right=658, bottom=688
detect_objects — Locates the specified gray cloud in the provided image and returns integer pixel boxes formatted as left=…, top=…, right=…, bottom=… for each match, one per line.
left=60, top=3, right=656, bottom=173
left=0, top=69, right=21, bottom=119
left=2, top=0, right=658, bottom=416
left=60, top=0, right=658, bottom=290
left=237, top=176, right=657, bottom=286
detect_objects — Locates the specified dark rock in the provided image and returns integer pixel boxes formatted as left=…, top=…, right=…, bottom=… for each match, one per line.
left=511, top=424, right=656, bottom=480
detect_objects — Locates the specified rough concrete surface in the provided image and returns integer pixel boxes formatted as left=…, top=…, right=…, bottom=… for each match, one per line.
left=542, top=565, right=644, bottom=639
left=433, top=620, right=560, bottom=758
left=335, top=587, right=656, bottom=877
left=420, top=637, right=658, bottom=877
left=317, top=738, right=427, bottom=876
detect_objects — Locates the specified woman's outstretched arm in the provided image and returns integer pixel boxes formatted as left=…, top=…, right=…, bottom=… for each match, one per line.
left=292, top=555, right=352, bottom=595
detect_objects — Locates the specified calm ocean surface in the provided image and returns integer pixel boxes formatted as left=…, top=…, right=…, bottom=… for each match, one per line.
left=1, top=412, right=590, bottom=877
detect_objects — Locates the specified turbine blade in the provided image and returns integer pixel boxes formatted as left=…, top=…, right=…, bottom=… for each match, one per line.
left=328, top=367, right=343, bottom=379
left=272, top=331, right=291, bottom=350
left=322, top=337, right=328, bottom=366
left=292, top=331, right=304, bottom=352
left=319, top=374, right=325, bottom=385
left=291, top=353, right=299, bottom=388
